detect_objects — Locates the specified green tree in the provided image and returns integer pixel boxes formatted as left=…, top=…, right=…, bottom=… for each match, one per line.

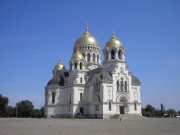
left=16, top=100, right=34, bottom=117
left=6, top=106, right=16, bottom=117
left=0, top=94, right=9, bottom=117
left=142, top=104, right=156, bottom=117
left=31, top=107, right=44, bottom=118
left=31, top=109, right=41, bottom=118
left=145, top=104, right=155, bottom=117
left=142, top=107, right=151, bottom=117
left=167, top=109, right=176, bottom=117
left=40, top=106, right=44, bottom=117
left=154, top=109, right=164, bottom=117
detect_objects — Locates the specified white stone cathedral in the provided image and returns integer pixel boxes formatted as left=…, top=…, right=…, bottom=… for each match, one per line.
left=44, top=26, right=142, bottom=119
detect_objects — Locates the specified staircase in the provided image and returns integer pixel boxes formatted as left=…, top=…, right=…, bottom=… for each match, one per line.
left=110, top=114, right=146, bottom=120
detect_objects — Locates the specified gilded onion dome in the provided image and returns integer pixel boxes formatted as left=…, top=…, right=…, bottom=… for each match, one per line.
left=71, top=49, right=84, bottom=61
left=74, top=25, right=99, bottom=48
left=54, top=60, right=64, bottom=71
left=105, top=33, right=124, bottom=48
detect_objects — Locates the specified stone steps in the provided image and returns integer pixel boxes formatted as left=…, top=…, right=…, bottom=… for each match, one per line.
left=110, top=114, right=146, bottom=120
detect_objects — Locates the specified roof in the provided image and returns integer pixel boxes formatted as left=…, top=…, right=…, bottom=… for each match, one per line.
left=47, top=69, right=68, bottom=86
left=47, top=76, right=64, bottom=86
left=131, top=75, right=141, bottom=86
left=86, top=67, right=112, bottom=84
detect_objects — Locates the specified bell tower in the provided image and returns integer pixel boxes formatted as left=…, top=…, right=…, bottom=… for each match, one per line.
left=103, top=32, right=126, bottom=70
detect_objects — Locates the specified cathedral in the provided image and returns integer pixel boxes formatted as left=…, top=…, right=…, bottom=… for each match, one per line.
left=44, top=26, right=142, bottom=119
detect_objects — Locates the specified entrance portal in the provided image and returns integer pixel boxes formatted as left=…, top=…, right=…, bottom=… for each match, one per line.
left=80, top=107, right=84, bottom=115
left=120, top=106, right=125, bottom=114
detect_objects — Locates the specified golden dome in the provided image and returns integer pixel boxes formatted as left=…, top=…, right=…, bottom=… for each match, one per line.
left=54, top=60, right=64, bottom=71
left=71, top=50, right=84, bottom=61
left=105, top=33, right=123, bottom=48
left=74, top=26, right=99, bottom=48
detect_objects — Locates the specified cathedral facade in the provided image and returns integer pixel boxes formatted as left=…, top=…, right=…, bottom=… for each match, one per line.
left=44, top=26, right=141, bottom=119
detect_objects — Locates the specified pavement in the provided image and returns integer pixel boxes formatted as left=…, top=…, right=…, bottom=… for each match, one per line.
left=0, top=118, right=180, bottom=135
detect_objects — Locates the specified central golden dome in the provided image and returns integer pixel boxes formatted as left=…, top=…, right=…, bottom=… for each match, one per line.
left=74, top=26, right=99, bottom=48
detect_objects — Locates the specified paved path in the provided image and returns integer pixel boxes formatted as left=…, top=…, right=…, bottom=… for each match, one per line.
left=0, top=118, right=180, bottom=135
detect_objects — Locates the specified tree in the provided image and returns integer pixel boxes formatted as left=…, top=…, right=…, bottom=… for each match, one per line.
left=154, top=109, right=164, bottom=117
left=142, top=104, right=157, bottom=117
left=31, top=109, right=41, bottom=118
left=142, top=109, right=152, bottom=117
left=145, top=104, right=155, bottom=117
left=31, top=107, right=44, bottom=118
left=6, top=106, right=16, bottom=117
left=0, top=94, right=9, bottom=117
left=145, top=104, right=155, bottom=112
left=167, top=109, right=176, bottom=117
left=40, top=106, right=44, bottom=117
left=16, top=100, right=34, bottom=117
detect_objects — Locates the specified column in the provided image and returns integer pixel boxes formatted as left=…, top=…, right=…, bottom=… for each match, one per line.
left=108, top=52, right=111, bottom=60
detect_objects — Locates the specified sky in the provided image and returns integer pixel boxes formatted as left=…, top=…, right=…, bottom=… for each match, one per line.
left=0, top=0, right=180, bottom=110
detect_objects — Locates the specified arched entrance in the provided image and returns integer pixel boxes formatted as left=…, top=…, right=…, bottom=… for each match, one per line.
left=80, top=107, right=84, bottom=115
left=92, top=95, right=100, bottom=119
left=117, top=96, right=128, bottom=114
left=119, top=106, right=125, bottom=114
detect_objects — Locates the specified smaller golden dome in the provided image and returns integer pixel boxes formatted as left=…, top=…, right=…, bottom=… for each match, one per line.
left=54, top=60, right=64, bottom=71
left=71, top=50, right=84, bottom=61
left=105, top=33, right=123, bottom=48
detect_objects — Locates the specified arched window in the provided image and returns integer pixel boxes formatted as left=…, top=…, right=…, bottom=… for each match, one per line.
left=80, top=62, right=83, bottom=70
left=134, top=103, right=137, bottom=111
left=93, top=53, right=95, bottom=62
left=98, top=81, right=101, bottom=91
left=120, top=97, right=127, bottom=103
left=74, top=62, right=77, bottom=69
left=111, top=49, right=115, bottom=59
left=97, top=55, right=99, bottom=63
left=120, top=78, right=123, bottom=91
left=80, top=93, right=83, bottom=101
left=80, top=77, right=82, bottom=83
left=118, top=49, right=122, bottom=59
left=52, top=92, right=55, bottom=104
left=109, top=102, right=111, bottom=111
left=95, top=104, right=99, bottom=111
left=82, top=53, right=85, bottom=57
left=59, top=77, right=64, bottom=86
left=69, top=93, right=71, bottom=104
left=94, top=82, right=96, bottom=91
left=117, top=81, right=119, bottom=91
left=96, top=79, right=99, bottom=91
left=87, top=53, right=90, bottom=62
left=125, top=81, right=127, bottom=91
